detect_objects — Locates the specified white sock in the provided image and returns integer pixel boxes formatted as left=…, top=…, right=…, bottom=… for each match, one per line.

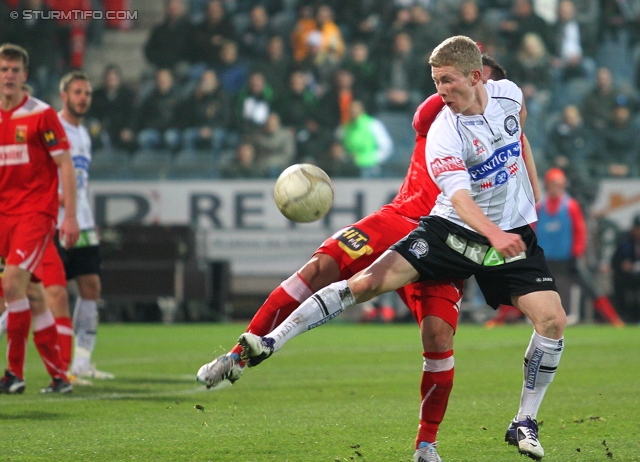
left=0, top=310, right=7, bottom=337
left=516, top=330, right=564, bottom=421
left=268, top=281, right=356, bottom=353
left=73, top=298, right=98, bottom=360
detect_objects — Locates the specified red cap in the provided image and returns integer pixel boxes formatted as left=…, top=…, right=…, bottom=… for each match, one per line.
left=544, top=168, right=566, bottom=184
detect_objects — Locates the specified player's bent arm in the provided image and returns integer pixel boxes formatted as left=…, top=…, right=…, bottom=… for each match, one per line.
left=522, top=135, right=540, bottom=203
left=54, top=150, right=80, bottom=248
left=450, top=189, right=526, bottom=258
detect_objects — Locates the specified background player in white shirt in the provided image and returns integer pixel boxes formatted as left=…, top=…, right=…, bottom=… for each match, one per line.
left=239, top=36, right=566, bottom=461
left=48, top=71, right=114, bottom=381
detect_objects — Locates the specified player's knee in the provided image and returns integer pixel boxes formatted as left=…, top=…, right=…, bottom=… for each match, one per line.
left=46, top=285, right=69, bottom=313
left=299, top=254, right=340, bottom=291
left=78, top=276, right=101, bottom=300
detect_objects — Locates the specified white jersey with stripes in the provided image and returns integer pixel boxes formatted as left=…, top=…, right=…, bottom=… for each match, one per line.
left=58, top=114, right=95, bottom=230
left=425, top=79, right=537, bottom=231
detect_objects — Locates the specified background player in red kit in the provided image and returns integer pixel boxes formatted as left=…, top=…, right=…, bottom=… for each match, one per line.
left=198, top=55, right=539, bottom=461
left=0, top=43, right=80, bottom=394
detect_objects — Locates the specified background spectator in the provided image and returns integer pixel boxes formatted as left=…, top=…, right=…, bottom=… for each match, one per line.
left=544, top=104, right=599, bottom=209
left=244, top=113, right=296, bottom=177
left=251, top=35, right=292, bottom=100
left=235, top=71, right=274, bottom=134
left=174, top=69, right=231, bottom=153
left=611, top=215, right=640, bottom=323
left=191, top=0, right=237, bottom=69
left=88, top=64, right=136, bottom=151
left=144, top=0, right=191, bottom=73
left=238, top=5, right=274, bottom=60
left=220, top=142, right=264, bottom=179
left=376, top=32, right=425, bottom=112
left=599, top=102, right=640, bottom=177
left=132, top=68, right=181, bottom=151
left=215, top=40, right=249, bottom=96
left=340, top=100, right=393, bottom=178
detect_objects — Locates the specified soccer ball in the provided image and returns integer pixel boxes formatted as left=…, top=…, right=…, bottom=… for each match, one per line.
left=274, top=163, right=334, bottom=223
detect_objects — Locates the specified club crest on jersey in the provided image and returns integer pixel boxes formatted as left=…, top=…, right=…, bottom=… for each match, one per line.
left=43, top=130, right=58, bottom=146
left=408, top=238, right=429, bottom=258
left=504, top=115, right=519, bottom=136
left=431, top=156, right=465, bottom=177
left=15, top=125, right=27, bottom=143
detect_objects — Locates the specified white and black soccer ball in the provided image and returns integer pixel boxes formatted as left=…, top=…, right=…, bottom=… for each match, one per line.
left=273, top=163, right=334, bottom=223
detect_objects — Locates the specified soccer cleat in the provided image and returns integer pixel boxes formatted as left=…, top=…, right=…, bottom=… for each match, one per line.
left=414, top=442, right=443, bottom=462
left=0, top=369, right=26, bottom=394
left=72, top=365, right=115, bottom=380
left=238, top=333, right=275, bottom=367
left=196, top=353, right=245, bottom=390
left=505, top=416, right=544, bottom=460
left=40, top=376, right=73, bottom=394
left=67, top=372, right=93, bottom=386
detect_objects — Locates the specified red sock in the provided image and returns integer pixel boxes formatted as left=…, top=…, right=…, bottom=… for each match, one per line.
left=33, top=311, right=66, bottom=379
left=6, top=299, right=31, bottom=380
left=416, top=350, right=455, bottom=448
left=232, top=273, right=314, bottom=359
left=593, top=295, right=624, bottom=326
left=245, top=272, right=312, bottom=336
left=55, top=316, right=73, bottom=371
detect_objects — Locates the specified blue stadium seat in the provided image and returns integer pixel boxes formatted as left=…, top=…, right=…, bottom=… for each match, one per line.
left=130, top=149, right=172, bottom=180
left=168, top=149, right=220, bottom=179
left=90, top=149, right=132, bottom=180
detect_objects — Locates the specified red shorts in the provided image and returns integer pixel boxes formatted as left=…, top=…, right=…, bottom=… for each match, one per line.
left=315, top=208, right=464, bottom=331
left=0, top=213, right=56, bottom=283
left=40, top=239, right=67, bottom=288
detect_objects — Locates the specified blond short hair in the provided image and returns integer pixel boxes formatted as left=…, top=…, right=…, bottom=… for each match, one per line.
left=429, top=36, right=482, bottom=77
left=59, top=70, right=90, bottom=94
left=0, top=43, right=29, bottom=69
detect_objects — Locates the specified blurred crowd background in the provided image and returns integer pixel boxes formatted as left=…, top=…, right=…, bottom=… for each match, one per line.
left=2, top=0, right=640, bottom=323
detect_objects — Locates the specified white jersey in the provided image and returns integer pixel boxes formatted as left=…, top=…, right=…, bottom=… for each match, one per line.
left=58, top=114, right=95, bottom=230
left=426, top=79, right=536, bottom=231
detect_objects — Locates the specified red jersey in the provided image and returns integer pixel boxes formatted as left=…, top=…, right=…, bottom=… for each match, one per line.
left=383, top=94, right=445, bottom=220
left=0, top=95, right=70, bottom=218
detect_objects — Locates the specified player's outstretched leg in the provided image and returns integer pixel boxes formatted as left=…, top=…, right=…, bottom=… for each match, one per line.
left=413, top=442, right=443, bottom=462
left=196, top=352, right=245, bottom=389
left=238, top=281, right=355, bottom=366
left=196, top=271, right=318, bottom=389
left=505, top=416, right=543, bottom=460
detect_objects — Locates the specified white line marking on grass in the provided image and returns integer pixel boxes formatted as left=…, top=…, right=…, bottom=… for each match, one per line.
left=0, top=385, right=213, bottom=405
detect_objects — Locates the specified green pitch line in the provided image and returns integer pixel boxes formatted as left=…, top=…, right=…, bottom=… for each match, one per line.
left=1, top=323, right=638, bottom=461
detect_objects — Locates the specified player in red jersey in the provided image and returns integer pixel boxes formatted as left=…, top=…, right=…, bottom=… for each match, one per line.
left=197, top=56, right=539, bottom=459
left=0, top=43, right=80, bottom=394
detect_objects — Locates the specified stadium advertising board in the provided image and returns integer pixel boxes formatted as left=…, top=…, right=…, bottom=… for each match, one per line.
left=90, top=180, right=401, bottom=275
left=90, top=178, right=640, bottom=275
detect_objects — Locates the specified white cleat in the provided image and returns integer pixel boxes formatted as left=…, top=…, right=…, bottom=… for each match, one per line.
left=67, top=372, right=93, bottom=386
left=196, top=353, right=244, bottom=390
left=73, top=365, right=115, bottom=380
left=414, top=442, right=443, bottom=462
left=505, top=417, right=544, bottom=460
left=238, top=333, right=275, bottom=367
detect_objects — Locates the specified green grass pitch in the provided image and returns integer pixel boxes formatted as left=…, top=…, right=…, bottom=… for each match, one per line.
left=1, top=323, right=638, bottom=461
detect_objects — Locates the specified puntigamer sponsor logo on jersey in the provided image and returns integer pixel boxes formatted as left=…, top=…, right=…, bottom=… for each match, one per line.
left=0, top=145, right=30, bottom=166
left=468, top=141, right=521, bottom=181
left=431, top=156, right=466, bottom=177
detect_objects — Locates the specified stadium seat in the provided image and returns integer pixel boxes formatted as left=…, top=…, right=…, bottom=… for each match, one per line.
left=376, top=111, right=415, bottom=177
left=130, top=149, right=172, bottom=180
left=90, top=148, right=132, bottom=180
left=168, top=149, right=220, bottom=179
